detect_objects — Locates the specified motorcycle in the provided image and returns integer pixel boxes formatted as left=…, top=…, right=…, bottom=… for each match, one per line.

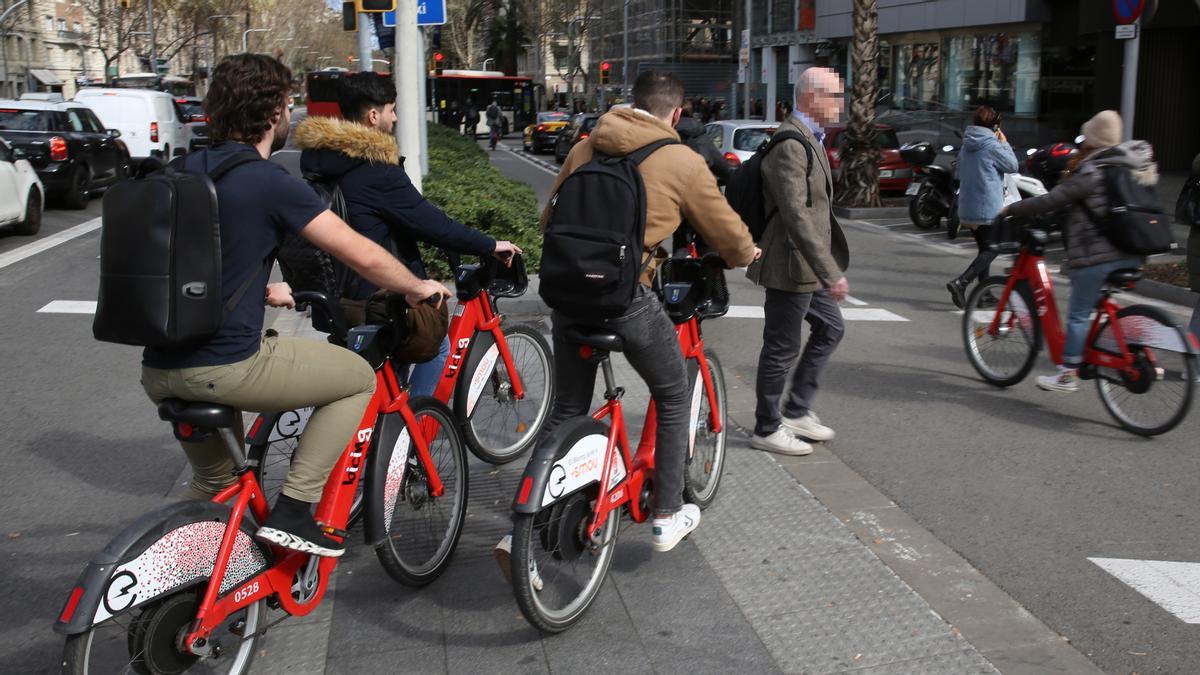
left=902, top=141, right=958, bottom=230
left=1024, top=135, right=1081, bottom=190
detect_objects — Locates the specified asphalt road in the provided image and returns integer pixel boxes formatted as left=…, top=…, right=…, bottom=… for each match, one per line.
left=496, top=138, right=1200, bottom=674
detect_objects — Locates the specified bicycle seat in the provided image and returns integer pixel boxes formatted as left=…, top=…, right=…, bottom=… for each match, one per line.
left=565, top=327, right=625, bottom=353
left=1106, top=268, right=1142, bottom=287
left=157, top=398, right=238, bottom=429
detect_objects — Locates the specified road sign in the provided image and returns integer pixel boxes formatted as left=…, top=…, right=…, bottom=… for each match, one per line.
left=383, top=0, right=444, bottom=27
left=1112, top=0, right=1145, bottom=25
left=1115, top=24, right=1138, bottom=39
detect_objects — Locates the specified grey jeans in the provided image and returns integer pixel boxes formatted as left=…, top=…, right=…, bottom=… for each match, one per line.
left=544, top=286, right=690, bottom=514
left=754, top=288, right=845, bottom=436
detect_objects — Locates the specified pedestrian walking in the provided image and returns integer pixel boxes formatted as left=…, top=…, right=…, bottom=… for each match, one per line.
left=1176, top=152, right=1200, bottom=339
left=1002, top=110, right=1148, bottom=392
left=464, top=104, right=480, bottom=137
left=747, top=67, right=850, bottom=456
left=945, top=106, right=1018, bottom=309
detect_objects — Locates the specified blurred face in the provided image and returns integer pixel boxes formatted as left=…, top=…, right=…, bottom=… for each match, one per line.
left=797, top=69, right=845, bottom=127
left=367, top=103, right=397, bottom=133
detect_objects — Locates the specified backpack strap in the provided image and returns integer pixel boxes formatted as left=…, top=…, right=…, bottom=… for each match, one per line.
left=197, top=151, right=271, bottom=319
left=627, top=138, right=680, bottom=165
left=207, top=151, right=264, bottom=182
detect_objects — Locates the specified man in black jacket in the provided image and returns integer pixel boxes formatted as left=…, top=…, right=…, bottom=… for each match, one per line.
left=297, top=73, right=520, bottom=395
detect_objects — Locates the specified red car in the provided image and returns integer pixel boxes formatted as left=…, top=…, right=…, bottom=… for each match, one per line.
left=823, top=124, right=913, bottom=192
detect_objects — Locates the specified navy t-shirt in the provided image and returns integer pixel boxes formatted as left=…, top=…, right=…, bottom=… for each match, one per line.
left=142, top=142, right=327, bottom=369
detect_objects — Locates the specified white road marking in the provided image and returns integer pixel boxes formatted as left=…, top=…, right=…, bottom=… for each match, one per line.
left=1089, top=557, right=1200, bottom=623
left=844, top=295, right=868, bottom=306
left=0, top=217, right=101, bottom=271
left=723, top=305, right=908, bottom=322
left=501, top=144, right=561, bottom=177
left=38, top=300, right=97, bottom=314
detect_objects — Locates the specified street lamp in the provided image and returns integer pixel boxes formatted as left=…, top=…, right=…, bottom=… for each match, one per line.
left=242, top=28, right=270, bottom=53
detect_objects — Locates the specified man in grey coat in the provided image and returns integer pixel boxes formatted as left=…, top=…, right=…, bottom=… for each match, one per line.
left=747, top=67, right=851, bottom=456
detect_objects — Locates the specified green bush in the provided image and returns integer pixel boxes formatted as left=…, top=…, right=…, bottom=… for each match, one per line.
left=421, top=123, right=542, bottom=279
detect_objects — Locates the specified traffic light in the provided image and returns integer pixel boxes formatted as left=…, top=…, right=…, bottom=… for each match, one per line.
left=356, top=0, right=395, bottom=11
left=433, top=51, right=444, bottom=75
left=119, top=0, right=131, bottom=7
left=342, top=1, right=356, bottom=31
left=600, top=61, right=611, bottom=85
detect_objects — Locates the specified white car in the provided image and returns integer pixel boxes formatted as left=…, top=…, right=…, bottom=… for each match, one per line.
left=0, top=137, right=45, bottom=235
left=74, top=88, right=190, bottom=161
left=704, top=119, right=779, bottom=167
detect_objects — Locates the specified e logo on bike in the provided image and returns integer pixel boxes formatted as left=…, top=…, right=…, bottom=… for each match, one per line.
left=102, top=570, right=139, bottom=614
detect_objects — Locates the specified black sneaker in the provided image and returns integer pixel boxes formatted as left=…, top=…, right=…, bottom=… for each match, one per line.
left=256, top=496, right=345, bottom=558
left=946, top=280, right=968, bottom=309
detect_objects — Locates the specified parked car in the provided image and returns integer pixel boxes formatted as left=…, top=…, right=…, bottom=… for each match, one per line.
left=823, top=124, right=914, bottom=192
left=74, top=88, right=189, bottom=162
left=174, top=96, right=209, bottom=151
left=554, top=113, right=600, bottom=164
left=523, top=111, right=570, bottom=154
left=704, top=120, right=778, bottom=167
left=0, top=99, right=129, bottom=209
left=0, top=137, right=44, bottom=234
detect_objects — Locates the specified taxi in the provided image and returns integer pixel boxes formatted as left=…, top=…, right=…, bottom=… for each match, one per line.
left=522, top=111, right=570, bottom=154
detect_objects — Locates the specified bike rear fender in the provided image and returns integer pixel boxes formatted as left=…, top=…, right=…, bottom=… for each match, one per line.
left=53, top=500, right=270, bottom=635
left=512, top=417, right=617, bottom=514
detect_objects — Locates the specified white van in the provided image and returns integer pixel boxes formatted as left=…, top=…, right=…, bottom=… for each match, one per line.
left=74, top=88, right=189, bottom=161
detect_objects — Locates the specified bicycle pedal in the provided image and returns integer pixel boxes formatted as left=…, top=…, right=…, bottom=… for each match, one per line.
left=318, top=524, right=350, bottom=539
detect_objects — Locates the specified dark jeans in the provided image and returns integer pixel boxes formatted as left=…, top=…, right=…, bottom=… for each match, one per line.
left=957, top=225, right=998, bottom=285
left=543, top=286, right=690, bottom=514
left=754, top=289, right=845, bottom=436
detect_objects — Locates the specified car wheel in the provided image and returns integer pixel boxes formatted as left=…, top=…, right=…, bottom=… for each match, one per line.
left=14, top=189, right=42, bottom=236
left=62, top=165, right=90, bottom=209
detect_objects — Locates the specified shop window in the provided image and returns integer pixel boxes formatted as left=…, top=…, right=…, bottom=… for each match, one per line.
left=941, top=31, right=1040, bottom=115
left=893, top=43, right=940, bottom=109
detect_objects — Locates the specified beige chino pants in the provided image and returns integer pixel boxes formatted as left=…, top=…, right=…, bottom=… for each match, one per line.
left=142, top=335, right=376, bottom=502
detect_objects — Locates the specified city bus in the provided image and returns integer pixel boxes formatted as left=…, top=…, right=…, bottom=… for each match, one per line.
left=111, top=73, right=196, bottom=97
left=304, top=68, right=351, bottom=118
left=427, top=70, right=533, bottom=136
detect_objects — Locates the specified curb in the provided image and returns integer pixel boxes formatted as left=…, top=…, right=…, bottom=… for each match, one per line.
left=1136, top=278, right=1199, bottom=308
left=833, top=205, right=910, bottom=219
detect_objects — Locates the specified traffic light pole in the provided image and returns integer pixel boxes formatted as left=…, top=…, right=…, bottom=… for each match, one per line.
left=393, top=0, right=423, bottom=189
left=356, top=14, right=373, bottom=71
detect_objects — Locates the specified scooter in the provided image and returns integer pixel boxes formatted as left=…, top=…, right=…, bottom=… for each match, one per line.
left=902, top=141, right=958, bottom=230
left=1024, top=135, right=1081, bottom=190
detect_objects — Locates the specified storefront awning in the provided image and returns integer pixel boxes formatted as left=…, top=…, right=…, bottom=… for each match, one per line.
left=29, top=69, right=64, bottom=86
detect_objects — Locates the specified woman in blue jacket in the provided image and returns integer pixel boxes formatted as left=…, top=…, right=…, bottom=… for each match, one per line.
left=946, top=106, right=1018, bottom=308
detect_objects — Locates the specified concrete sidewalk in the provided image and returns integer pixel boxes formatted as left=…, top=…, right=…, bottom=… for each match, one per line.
left=246, top=304, right=1099, bottom=674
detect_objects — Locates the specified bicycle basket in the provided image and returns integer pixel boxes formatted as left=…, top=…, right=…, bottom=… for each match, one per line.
left=658, top=254, right=729, bottom=323
left=487, top=253, right=529, bottom=298
left=988, top=216, right=1023, bottom=254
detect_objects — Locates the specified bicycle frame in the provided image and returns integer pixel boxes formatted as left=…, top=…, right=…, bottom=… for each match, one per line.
left=582, top=316, right=723, bottom=540
left=180, top=359, right=443, bottom=653
left=433, top=289, right=527, bottom=405
left=990, top=246, right=1142, bottom=374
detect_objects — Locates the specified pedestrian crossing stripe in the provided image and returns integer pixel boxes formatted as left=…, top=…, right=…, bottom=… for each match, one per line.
left=1089, top=557, right=1200, bottom=624
left=722, top=305, right=908, bottom=322
left=38, top=300, right=97, bottom=314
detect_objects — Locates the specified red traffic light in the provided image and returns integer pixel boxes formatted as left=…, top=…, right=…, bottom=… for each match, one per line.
left=600, top=61, right=611, bottom=71
left=434, top=52, right=444, bottom=62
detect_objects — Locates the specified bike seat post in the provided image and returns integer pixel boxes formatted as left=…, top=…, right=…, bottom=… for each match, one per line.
left=218, top=427, right=249, bottom=473
left=601, top=356, right=619, bottom=399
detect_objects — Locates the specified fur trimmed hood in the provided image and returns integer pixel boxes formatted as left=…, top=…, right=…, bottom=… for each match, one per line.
left=295, top=115, right=400, bottom=165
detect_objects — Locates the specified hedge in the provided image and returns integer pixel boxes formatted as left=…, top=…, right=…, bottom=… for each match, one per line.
left=421, top=123, right=542, bottom=279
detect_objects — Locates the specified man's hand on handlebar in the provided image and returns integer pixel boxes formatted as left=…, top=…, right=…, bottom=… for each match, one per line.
left=265, top=282, right=295, bottom=309
left=494, top=241, right=522, bottom=266
left=406, top=279, right=453, bottom=309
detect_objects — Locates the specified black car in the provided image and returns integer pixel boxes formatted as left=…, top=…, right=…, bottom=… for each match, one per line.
left=175, top=96, right=209, bottom=151
left=554, top=113, right=601, bottom=164
left=0, top=99, right=130, bottom=208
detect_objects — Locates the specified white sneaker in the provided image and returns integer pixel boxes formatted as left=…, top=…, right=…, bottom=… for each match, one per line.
left=652, top=504, right=701, bottom=552
left=494, top=533, right=542, bottom=591
left=1036, top=367, right=1080, bottom=393
left=782, top=411, right=835, bottom=442
left=750, top=428, right=813, bottom=456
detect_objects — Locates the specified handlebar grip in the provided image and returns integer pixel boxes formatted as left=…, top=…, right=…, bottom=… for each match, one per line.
left=421, top=294, right=442, bottom=306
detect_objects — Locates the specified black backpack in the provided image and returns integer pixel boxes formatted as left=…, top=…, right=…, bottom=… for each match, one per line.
left=724, top=130, right=813, bottom=241
left=539, top=138, right=677, bottom=318
left=93, top=152, right=263, bottom=347
left=1085, top=164, right=1174, bottom=255
left=275, top=173, right=357, bottom=300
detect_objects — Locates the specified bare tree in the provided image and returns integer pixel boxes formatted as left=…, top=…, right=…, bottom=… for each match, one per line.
left=835, top=0, right=880, bottom=208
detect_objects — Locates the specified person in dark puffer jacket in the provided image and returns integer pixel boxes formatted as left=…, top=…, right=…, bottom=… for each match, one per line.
left=1003, top=110, right=1147, bottom=392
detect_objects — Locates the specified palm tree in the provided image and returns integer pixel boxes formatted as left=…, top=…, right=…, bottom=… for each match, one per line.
left=835, top=0, right=880, bottom=208
left=484, top=0, right=527, bottom=75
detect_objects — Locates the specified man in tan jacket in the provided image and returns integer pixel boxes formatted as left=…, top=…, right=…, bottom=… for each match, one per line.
left=747, top=67, right=850, bottom=457
left=535, top=72, right=758, bottom=551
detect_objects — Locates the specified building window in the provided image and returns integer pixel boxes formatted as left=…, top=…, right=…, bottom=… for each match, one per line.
left=45, top=16, right=54, bottom=31
left=893, top=43, right=940, bottom=108
left=57, top=19, right=66, bottom=31
left=941, top=31, right=1041, bottom=115
left=73, top=22, right=81, bottom=33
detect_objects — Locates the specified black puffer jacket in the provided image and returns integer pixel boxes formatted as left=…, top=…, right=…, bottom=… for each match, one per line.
left=675, top=116, right=732, bottom=186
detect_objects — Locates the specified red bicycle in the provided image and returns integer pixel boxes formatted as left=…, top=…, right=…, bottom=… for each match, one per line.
left=249, top=255, right=553, bottom=528
left=507, top=253, right=730, bottom=633
left=962, top=221, right=1198, bottom=435
left=55, top=291, right=468, bottom=674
